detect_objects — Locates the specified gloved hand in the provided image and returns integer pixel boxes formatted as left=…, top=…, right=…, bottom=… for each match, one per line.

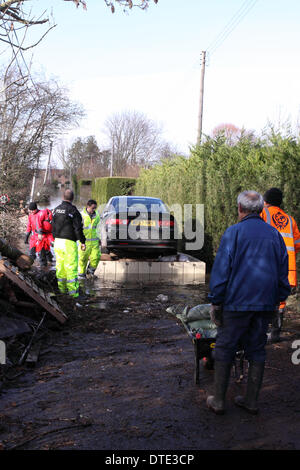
left=210, top=304, right=223, bottom=327
left=24, top=233, right=30, bottom=244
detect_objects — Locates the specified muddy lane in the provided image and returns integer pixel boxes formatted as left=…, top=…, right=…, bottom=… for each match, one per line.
left=0, top=281, right=299, bottom=451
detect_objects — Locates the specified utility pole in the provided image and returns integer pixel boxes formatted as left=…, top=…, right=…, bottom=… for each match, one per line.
left=30, top=135, right=43, bottom=202
left=110, top=136, right=114, bottom=177
left=43, top=141, right=53, bottom=185
left=30, top=157, right=39, bottom=202
left=197, top=50, right=206, bottom=145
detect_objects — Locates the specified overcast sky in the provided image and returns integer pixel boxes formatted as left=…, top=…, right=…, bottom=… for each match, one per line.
left=20, top=0, right=300, bottom=157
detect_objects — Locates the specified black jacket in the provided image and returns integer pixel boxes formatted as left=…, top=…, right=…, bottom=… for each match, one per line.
left=52, top=201, right=86, bottom=244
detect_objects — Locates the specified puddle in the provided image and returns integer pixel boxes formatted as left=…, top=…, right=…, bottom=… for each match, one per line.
left=79, top=275, right=209, bottom=306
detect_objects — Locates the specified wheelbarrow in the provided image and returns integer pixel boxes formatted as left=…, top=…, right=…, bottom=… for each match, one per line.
left=167, top=304, right=246, bottom=385
left=181, top=319, right=216, bottom=384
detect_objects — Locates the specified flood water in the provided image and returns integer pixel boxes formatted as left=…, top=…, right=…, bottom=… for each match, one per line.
left=39, top=185, right=91, bottom=212
left=80, top=276, right=209, bottom=305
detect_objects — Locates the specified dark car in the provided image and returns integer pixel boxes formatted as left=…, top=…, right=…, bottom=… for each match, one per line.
left=100, top=196, right=178, bottom=256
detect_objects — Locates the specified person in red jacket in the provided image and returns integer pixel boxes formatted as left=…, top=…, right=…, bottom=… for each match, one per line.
left=24, top=202, right=40, bottom=262
left=25, top=202, right=53, bottom=267
left=35, top=207, right=54, bottom=266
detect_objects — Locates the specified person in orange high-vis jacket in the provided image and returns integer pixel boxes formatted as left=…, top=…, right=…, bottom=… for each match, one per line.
left=261, top=188, right=300, bottom=342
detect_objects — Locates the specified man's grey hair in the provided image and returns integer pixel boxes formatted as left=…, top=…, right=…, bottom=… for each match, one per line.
left=64, top=189, right=74, bottom=202
left=237, top=190, right=264, bottom=214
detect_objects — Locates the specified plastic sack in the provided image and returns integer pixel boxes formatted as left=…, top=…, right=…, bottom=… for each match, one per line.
left=166, top=303, right=217, bottom=338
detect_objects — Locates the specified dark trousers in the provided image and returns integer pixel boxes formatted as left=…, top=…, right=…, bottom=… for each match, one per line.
left=30, top=247, right=36, bottom=260
left=30, top=247, right=49, bottom=266
left=215, top=311, right=273, bottom=363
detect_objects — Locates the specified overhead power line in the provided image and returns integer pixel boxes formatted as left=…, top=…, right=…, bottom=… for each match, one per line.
left=207, top=0, right=259, bottom=56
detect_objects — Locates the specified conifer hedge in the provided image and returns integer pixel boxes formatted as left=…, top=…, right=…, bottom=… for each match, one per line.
left=91, top=177, right=136, bottom=206
left=135, top=130, right=300, bottom=265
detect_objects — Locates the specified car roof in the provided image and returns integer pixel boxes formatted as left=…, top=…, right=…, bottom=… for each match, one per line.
left=111, top=196, right=162, bottom=200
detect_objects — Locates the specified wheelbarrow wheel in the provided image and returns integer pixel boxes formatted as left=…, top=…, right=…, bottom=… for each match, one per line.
left=202, top=356, right=214, bottom=370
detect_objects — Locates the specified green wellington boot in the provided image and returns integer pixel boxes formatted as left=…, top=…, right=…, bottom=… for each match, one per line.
left=206, top=361, right=232, bottom=415
left=269, top=308, right=285, bottom=343
left=234, top=361, right=265, bottom=414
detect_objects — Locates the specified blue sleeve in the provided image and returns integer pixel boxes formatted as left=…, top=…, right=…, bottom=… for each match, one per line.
left=277, top=234, right=291, bottom=302
left=208, top=228, right=234, bottom=305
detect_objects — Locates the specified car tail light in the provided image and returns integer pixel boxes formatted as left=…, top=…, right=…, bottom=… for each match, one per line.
left=106, top=218, right=128, bottom=225
left=158, top=220, right=174, bottom=227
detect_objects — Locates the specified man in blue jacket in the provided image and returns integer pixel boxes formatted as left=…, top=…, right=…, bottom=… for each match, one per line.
left=207, top=190, right=290, bottom=415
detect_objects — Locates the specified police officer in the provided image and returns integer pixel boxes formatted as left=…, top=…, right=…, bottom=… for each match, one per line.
left=52, top=189, right=85, bottom=298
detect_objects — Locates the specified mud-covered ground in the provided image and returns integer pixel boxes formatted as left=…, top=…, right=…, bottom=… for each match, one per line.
left=0, top=282, right=299, bottom=452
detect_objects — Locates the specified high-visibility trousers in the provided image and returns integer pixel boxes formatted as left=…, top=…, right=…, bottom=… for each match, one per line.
left=54, top=238, right=79, bottom=298
left=78, top=241, right=101, bottom=275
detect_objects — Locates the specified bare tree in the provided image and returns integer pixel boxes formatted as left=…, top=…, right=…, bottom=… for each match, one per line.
left=159, top=141, right=181, bottom=161
left=103, top=0, right=158, bottom=14
left=104, top=110, right=163, bottom=175
left=0, top=1, right=158, bottom=51
left=0, top=1, right=159, bottom=111
left=60, top=135, right=110, bottom=179
left=0, top=67, right=84, bottom=203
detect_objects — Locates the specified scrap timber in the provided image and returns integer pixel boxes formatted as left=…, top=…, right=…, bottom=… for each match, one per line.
left=0, top=257, right=67, bottom=324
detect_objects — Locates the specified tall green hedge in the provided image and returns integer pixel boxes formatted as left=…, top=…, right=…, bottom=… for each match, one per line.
left=73, top=177, right=92, bottom=200
left=72, top=174, right=79, bottom=195
left=135, top=130, right=300, bottom=266
left=91, top=177, right=136, bottom=206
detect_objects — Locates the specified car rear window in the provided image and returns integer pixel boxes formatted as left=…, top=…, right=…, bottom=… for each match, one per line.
left=110, top=198, right=168, bottom=213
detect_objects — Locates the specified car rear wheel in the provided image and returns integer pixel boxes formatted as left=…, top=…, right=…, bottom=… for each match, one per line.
left=100, top=243, right=109, bottom=254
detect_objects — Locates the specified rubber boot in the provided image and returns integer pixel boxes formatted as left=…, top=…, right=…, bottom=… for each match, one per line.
left=270, top=308, right=284, bottom=343
left=38, top=249, right=47, bottom=267
left=46, top=250, right=54, bottom=263
left=206, top=361, right=232, bottom=415
left=234, top=361, right=265, bottom=414
left=87, top=266, right=96, bottom=276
